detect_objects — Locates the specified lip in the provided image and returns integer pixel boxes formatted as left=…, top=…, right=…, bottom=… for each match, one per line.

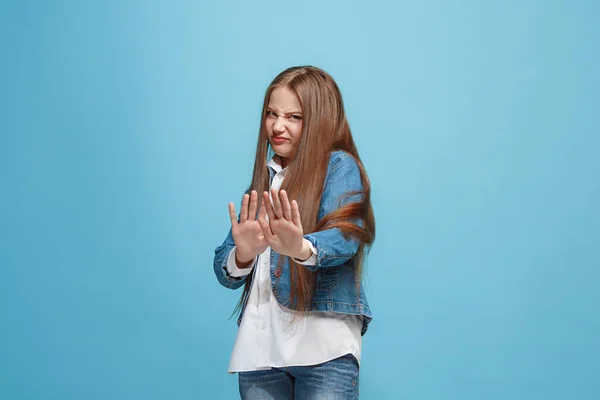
left=271, top=136, right=287, bottom=144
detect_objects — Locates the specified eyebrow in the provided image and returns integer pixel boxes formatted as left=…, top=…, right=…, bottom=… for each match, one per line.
left=266, top=106, right=302, bottom=115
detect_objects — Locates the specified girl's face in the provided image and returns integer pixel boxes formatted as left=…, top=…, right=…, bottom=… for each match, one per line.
left=265, top=86, right=303, bottom=166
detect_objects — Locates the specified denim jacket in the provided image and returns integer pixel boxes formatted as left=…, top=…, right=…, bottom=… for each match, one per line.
left=213, top=150, right=372, bottom=335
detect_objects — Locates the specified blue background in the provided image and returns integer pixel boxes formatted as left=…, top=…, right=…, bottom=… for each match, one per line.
left=2, top=0, right=599, bottom=399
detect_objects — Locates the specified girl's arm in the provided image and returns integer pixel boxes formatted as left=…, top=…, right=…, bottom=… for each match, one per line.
left=302, top=151, right=365, bottom=271
left=214, top=190, right=266, bottom=289
left=213, top=228, right=253, bottom=290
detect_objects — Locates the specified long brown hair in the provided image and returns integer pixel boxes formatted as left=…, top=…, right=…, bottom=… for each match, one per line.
left=235, top=66, right=375, bottom=316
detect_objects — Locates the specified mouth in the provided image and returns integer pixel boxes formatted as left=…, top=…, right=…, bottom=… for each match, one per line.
left=271, top=136, right=288, bottom=144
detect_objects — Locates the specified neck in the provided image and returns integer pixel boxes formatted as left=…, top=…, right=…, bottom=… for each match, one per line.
left=275, top=154, right=288, bottom=169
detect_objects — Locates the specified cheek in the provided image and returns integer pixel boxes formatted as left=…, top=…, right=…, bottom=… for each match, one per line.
left=291, top=125, right=303, bottom=141
left=264, top=120, right=273, bottom=133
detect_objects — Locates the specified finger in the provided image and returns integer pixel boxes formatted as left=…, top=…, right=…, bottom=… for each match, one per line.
left=271, top=188, right=283, bottom=219
left=240, top=193, right=249, bottom=223
left=228, top=202, right=238, bottom=227
left=258, top=203, right=275, bottom=242
left=248, top=190, right=258, bottom=221
left=262, top=191, right=276, bottom=221
left=279, top=190, right=292, bottom=221
left=291, top=200, right=302, bottom=228
left=258, top=198, right=267, bottom=219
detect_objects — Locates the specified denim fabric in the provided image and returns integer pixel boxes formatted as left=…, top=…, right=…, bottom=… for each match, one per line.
left=238, top=353, right=359, bottom=400
left=213, top=150, right=372, bottom=335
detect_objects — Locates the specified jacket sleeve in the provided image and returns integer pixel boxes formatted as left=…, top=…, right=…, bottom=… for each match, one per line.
left=213, top=226, right=251, bottom=290
left=302, top=152, right=364, bottom=271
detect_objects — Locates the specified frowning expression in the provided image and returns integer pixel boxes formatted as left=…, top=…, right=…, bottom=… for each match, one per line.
left=265, top=86, right=303, bottom=165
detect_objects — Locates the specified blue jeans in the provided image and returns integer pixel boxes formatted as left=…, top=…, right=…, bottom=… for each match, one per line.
left=238, top=354, right=359, bottom=399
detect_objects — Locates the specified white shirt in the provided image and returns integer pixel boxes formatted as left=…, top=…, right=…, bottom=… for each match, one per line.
left=226, top=158, right=362, bottom=373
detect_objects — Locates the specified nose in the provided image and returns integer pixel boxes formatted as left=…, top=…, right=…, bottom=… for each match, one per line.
left=272, top=117, right=286, bottom=133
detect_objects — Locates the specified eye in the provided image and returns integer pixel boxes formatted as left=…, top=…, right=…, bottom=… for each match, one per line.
left=266, top=110, right=277, bottom=118
left=291, top=115, right=302, bottom=121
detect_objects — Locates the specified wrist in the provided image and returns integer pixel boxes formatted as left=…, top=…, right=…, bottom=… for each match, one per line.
left=235, top=250, right=254, bottom=268
left=293, top=239, right=312, bottom=262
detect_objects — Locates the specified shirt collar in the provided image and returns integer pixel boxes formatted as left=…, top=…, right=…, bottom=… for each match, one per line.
left=267, top=156, right=286, bottom=174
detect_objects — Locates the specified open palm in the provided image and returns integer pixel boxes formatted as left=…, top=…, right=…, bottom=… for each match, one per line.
left=258, top=189, right=305, bottom=259
left=229, top=190, right=267, bottom=264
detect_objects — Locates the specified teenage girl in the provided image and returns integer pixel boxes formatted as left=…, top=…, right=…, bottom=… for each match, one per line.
left=213, top=66, right=375, bottom=400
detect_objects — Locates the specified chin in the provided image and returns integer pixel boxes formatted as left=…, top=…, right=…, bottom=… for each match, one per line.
left=271, top=146, right=290, bottom=157
left=272, top=149, right=294, bottom=161
left=275, top=150, right=293, bottom=158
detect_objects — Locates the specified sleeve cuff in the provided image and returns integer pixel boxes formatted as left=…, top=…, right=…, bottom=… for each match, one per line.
left=226, top=248, right=255, bottom=278
left=292, top=239, right=318, bottom=266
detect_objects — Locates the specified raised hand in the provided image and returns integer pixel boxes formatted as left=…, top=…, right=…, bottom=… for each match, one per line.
left=229, top=190, right=268, bottom=267
left=258, top=189, right=309, bottom=260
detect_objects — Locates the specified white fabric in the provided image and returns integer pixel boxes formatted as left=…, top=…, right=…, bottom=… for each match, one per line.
left=226, top=157, right=362, bottom=373
left=226, top=237, right=317, bottom=278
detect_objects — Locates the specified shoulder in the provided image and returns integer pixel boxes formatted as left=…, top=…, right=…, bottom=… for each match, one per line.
left=323, top=150, right=362, bottom=192
left=319, top=150, right=364, bottom=207
left=327, top=150, right=359, bottom=175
